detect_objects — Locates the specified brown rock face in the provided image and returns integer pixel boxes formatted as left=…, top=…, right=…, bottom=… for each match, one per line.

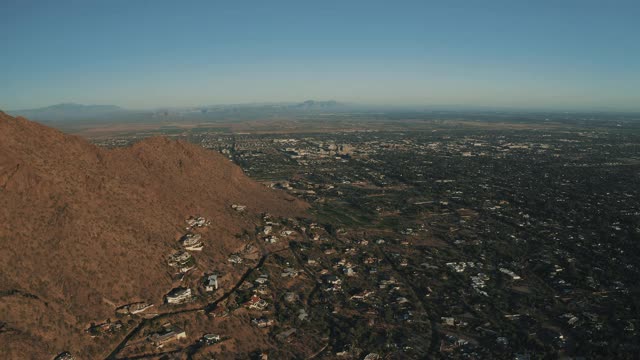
left=0, top=111, right=307, bottom=358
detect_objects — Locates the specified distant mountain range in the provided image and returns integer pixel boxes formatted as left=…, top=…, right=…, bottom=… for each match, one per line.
left=9, top=101, right=637, bottom=124
left=291, top=99, right=341, bottom=110
left=8, top=100, right=349, bottom=123
left=10, top=103, right=126, bottom=121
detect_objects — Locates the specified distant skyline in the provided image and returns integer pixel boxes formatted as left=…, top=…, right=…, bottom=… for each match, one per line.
left=1, top=0, right=639, bottom=111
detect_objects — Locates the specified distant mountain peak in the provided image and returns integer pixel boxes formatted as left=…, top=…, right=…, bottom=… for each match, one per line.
left=292, top=99, right=342, bottom=109
left=9, top=103, right=124, bottom=122
left=42, top=102, right=122, bottom=110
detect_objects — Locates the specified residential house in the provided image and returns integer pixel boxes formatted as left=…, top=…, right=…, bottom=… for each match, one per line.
left=252, top=317, right=274, bottom=328
left=201, top=333, right=221, bottom=344
left=54, top=352, right=75, bottom=360
left=165, top=287, right=192, bottom=304
left=204, top=274, right=218, bottom=292
left=247, top=295, right=268, bottom=310
left=149, top=324, right=187, bottom=346
left=181, top=233, right=204, bottom=251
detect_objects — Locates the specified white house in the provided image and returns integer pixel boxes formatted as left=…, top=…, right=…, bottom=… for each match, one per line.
left=205, top=274, right=218, bottom=292
left=166, top=287, right=192, bottom=304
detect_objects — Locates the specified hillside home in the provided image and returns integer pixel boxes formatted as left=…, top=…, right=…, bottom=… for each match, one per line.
left=149, top=324, right=186, bottom=346
left=247, top=295, right=268, bottom=310
left=205, top=274, right=218, bottom=292
left=165, top=287, right=192, bottom=304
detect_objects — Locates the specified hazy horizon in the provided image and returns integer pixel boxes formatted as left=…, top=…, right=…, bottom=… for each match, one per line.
left=2, top=0, right=639, bottom=111
left=7, top=100, right=640, bottom=114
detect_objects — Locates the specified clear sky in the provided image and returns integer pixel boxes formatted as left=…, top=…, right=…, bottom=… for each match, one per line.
left=1, top=0, right=639, bottom=111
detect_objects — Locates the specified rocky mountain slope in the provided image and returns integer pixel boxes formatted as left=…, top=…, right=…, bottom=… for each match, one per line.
left=0, top=111, right=307, bottom=358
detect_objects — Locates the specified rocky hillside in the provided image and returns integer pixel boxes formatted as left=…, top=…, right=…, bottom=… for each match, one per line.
left=0, top=111, right=307, bottom=358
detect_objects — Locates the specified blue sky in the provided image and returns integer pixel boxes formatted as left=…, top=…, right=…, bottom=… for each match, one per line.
left=1, top=0, right=639, bottom=110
